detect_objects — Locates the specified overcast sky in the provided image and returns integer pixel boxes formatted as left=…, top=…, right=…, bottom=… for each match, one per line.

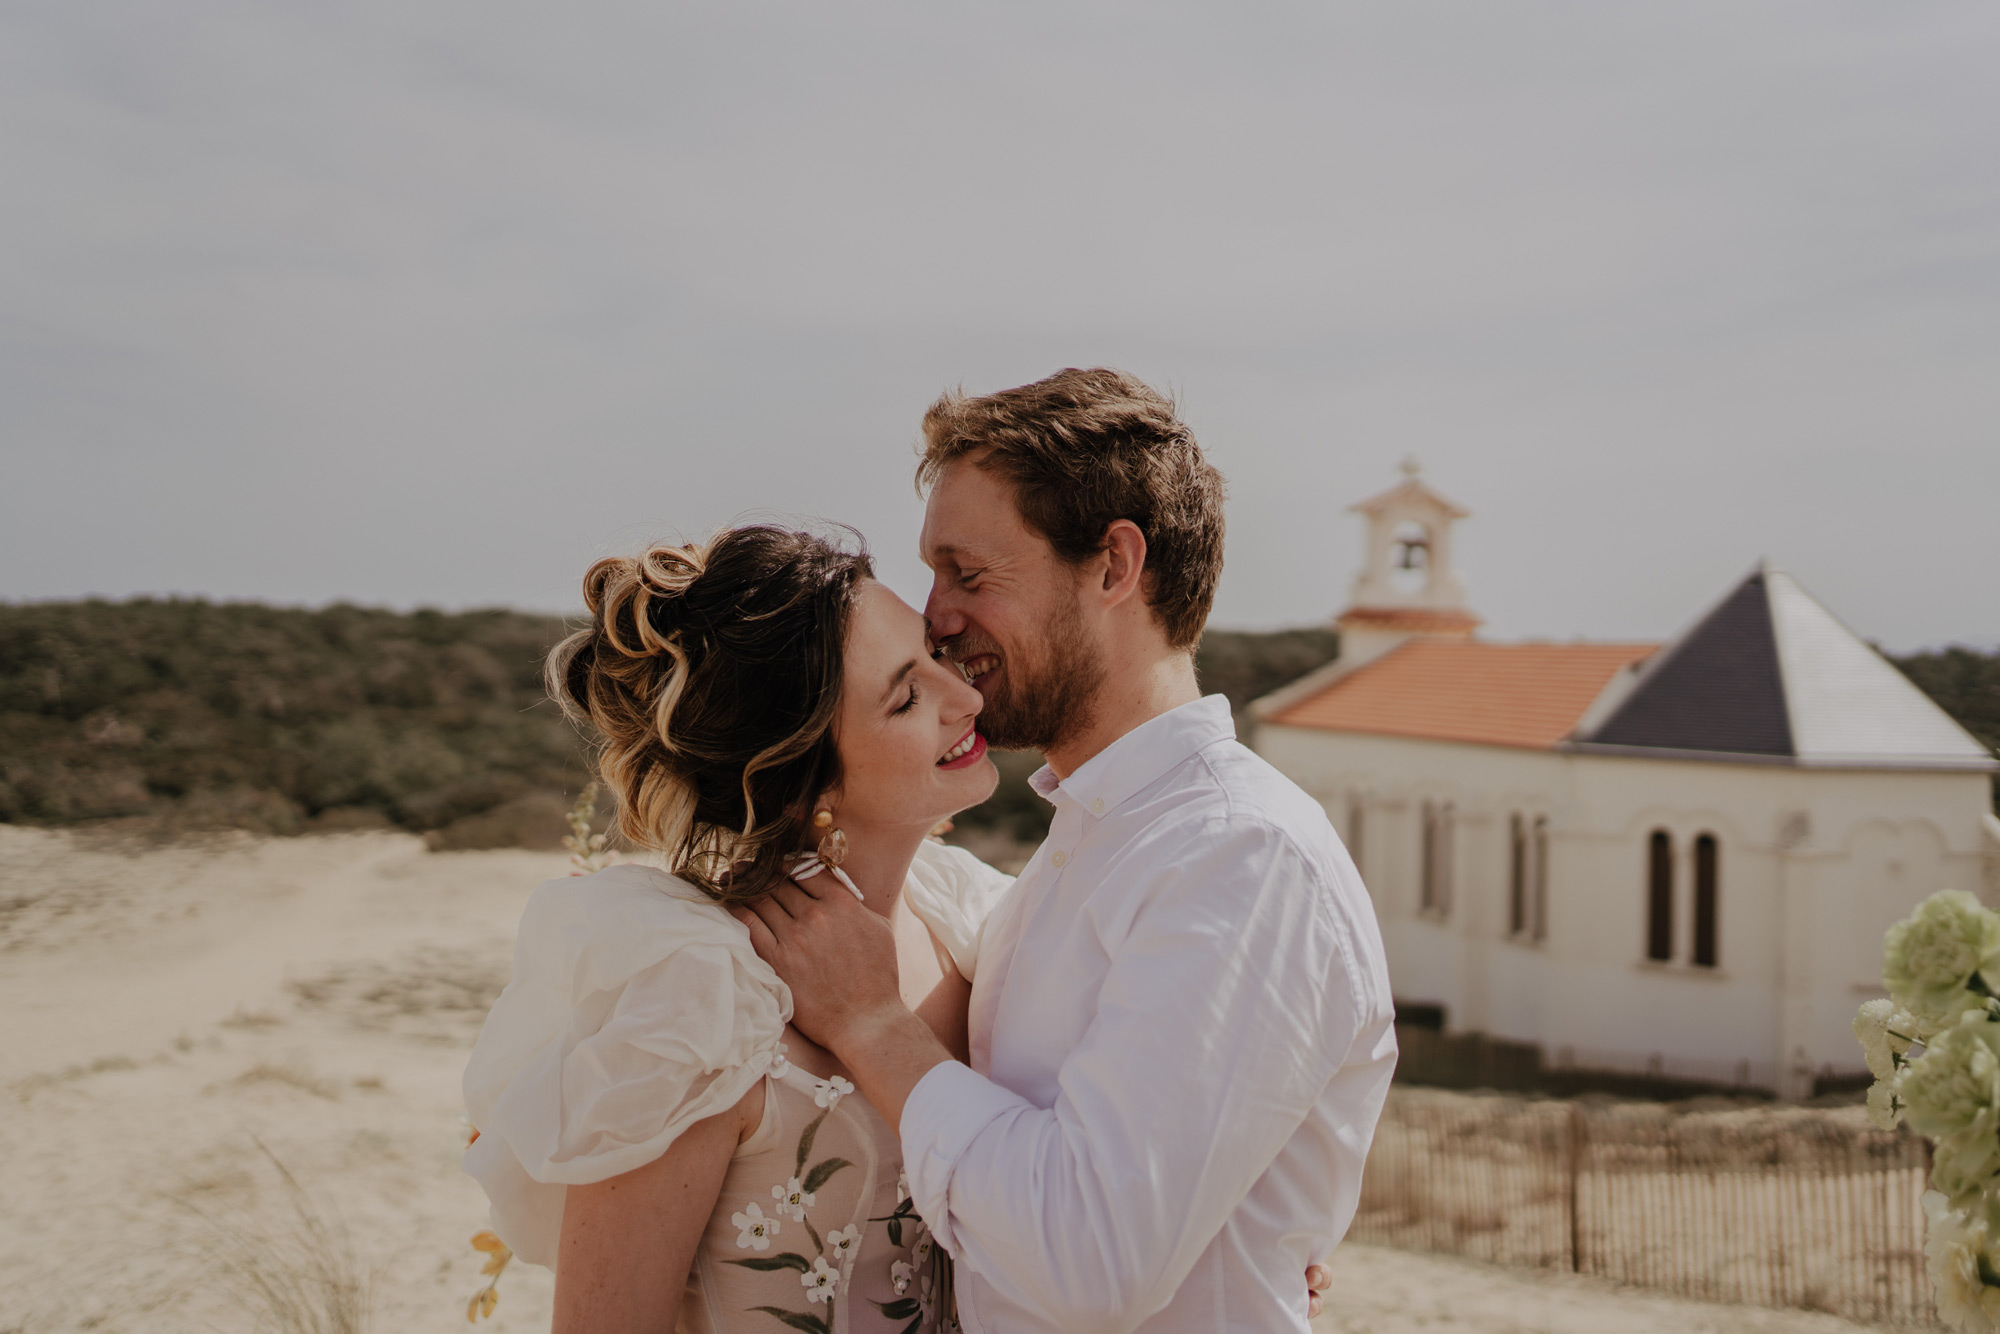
left=3, top=1, right=1996, bottom=650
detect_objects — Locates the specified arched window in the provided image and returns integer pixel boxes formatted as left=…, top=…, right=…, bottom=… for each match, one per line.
left=1531, top=816, right=1549, bottom=943
left=1646, top=829, right=1674, bottom=961
left=1508, top=814, right=1527, bottom=936
left=1346, top=794, right=1366, bottom=876
left=1420, top=800, right=1454, bottom=916
left=1420, top=801, right=1439, bottom=913
left=1693, top=833, right=1720, bottom=968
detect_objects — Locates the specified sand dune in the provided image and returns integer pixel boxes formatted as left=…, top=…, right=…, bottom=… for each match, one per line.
left=0, top=828, right=1897, bottom=1332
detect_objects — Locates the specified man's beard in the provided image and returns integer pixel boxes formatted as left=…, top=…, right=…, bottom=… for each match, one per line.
left=972, top=593, right=1105, bottom=754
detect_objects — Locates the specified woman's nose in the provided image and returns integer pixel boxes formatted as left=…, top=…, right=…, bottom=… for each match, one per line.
left=945, top=664, right=983, bottom=716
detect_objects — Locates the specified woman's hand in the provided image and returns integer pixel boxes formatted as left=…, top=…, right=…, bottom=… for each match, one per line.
left=1307, top=1261, right=1330, bottom=1319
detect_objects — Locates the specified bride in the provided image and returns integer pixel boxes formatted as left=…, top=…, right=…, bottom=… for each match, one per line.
left=463, top=524, right=1007, bottom=1333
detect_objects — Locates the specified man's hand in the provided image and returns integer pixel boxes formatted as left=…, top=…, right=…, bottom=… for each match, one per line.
left=735, top=873, right=906, bottom=1056
left=735, top=874, right=955, bottom=1132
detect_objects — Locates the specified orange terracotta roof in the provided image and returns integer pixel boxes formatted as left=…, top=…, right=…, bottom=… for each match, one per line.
left=1268, top=639, right=1657, bottom=750
left=1337, top=607, right=1484, bottom=633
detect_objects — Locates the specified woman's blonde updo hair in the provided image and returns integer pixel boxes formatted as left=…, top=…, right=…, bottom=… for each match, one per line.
left=546, top=524, right=873, bottom=906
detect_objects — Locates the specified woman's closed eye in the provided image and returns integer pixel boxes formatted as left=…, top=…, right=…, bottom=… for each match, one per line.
left=893, top=683, right=919, bottom=716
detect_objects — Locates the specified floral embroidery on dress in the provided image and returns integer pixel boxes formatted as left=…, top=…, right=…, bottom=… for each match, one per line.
left=733, top=1203, right=780, bottom=1251
left=770, top=1042, right=792, bottom=1078
left=772, top=1177, right=816, bottom=1221
left=824, top=1224, right=861, bottom=1265
left=802, top=1257, right=839, bottom=1304
left=728, top=1070, right=956, bottom=1332
left=727, top=1088, right=858, bottom=1332
left=867, top=1186, right=955, bottom=1333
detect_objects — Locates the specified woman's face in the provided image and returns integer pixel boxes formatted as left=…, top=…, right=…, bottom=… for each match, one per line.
left=828, top=579, right=997, bottom=837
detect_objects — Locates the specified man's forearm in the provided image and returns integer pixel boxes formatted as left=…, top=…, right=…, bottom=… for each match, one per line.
left=828, top=1002, right=954, bottom=1134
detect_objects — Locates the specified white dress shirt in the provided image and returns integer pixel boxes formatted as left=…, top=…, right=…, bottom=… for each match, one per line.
left=900, top=695, right=1396, bottom=1334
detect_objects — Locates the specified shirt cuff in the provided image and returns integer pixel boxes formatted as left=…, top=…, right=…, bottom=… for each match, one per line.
left=899, top=1059, right=1028, bottom=1257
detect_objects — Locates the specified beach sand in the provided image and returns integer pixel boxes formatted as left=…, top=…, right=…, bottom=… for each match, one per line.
left=0, top=827, right=1900, bottom=1332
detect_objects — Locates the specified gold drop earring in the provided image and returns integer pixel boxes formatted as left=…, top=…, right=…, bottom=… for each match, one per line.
left=802, top=807, right=862, bottom=901
left=812, top=807, right=849, bottom=870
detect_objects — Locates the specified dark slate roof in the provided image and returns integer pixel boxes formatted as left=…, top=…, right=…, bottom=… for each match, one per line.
left=1578, top=571, right=1794, bottom=757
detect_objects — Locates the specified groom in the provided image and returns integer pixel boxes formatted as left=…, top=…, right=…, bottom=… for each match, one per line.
left=743, top=368, right=1395, bottom=1332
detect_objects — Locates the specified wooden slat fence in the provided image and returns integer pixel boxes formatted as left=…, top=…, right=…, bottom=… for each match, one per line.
left=1352, top=1088, right=1935, bottom=1326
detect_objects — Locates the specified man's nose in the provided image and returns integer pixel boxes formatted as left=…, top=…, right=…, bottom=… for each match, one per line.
left=925, top=581, right=967, bottom=639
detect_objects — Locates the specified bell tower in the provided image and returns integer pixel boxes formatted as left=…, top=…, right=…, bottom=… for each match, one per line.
left=1336, top=458, right=1481, bottom=669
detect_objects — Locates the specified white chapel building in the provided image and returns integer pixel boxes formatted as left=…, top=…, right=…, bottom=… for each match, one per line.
left=1253, top=464, right=2000, bottom=1098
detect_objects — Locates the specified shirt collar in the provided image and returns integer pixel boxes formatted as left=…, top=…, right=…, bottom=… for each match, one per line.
left=1028, top=694, right=1235, bottom=817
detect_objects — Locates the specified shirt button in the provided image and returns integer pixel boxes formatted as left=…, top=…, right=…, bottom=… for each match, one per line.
left=1089, top=798, right=1105, bottom=815
left=1051, top=850, right=1068, bottom=868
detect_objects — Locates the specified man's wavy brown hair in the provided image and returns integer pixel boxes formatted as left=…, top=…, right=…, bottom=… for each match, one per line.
left=915, top=367, right=1226, bottom=650
left=545, top=525, right=871, bottom=906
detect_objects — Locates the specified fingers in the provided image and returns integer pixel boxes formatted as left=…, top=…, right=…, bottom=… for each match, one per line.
left=732, top=905, right=779, bottom=958
left=737, top=894, right=794, bottom=949
left=1306, top=1263, right=1329, bottom=1291
left=768, top=879, right=820, bottom=917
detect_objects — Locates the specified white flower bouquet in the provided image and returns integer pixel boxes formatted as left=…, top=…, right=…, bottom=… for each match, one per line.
left=1859, top=890, right=2000, bottom=1331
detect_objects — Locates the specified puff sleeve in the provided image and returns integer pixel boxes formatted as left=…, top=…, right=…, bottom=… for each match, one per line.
left=461, top=863, right=791, bottom=1267
left=901, top=839, right=1017, bottom=981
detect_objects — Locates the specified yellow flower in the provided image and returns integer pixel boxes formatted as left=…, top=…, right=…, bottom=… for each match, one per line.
left=464, top=1231, right=512, bottom=1321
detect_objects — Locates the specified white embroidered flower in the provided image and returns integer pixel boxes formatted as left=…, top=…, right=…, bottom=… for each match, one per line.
left=896, top=1168, right=910, bottom=1202
left=732, top=1202, right=779, bottom=1251
left=769, top=1042, right=791, bottom=1078
left=913, top=1233, right=934, bottom=1266
left=813, top=1075, right=855, bottom=1108
left=801, top=1257, right=839, bottom=1304
left=1924, top=1192, right=2000, bottom=1332
left=891, top=1259, right=915, bottom=1295
left=771, top=1177, right=816, bottom=1221
left=826, top=1224, right=861, bottom=1262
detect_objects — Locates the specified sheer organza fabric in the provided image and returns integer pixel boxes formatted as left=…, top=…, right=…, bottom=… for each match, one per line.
left=462, top=840, right=1011, bottom=1329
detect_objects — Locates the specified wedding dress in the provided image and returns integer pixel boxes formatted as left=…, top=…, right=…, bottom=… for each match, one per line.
left=462, top=840, right=1012, bottom=1332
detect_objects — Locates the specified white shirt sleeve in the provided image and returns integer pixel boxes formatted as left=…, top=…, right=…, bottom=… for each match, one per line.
left=899, top=818, right=1369, bottom=1333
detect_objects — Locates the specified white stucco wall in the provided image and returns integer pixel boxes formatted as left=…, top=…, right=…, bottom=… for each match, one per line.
left=1255, top=723, right=1996, bottom=1095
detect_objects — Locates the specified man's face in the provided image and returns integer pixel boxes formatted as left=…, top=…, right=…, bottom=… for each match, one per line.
left=918, top=460, right=1105, bottom=753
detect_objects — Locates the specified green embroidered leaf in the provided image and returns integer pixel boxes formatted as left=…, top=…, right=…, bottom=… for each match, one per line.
left=801, top=1157, right=852, bottom=1194
left=725, top=1252, right=812, bottom=1273
left=749, top=1305, right=830, bottom=1334
left=898, top=1315, right=922, bottom=1334
left=803, top=1217, right=823, bottom=1254
left=887, top=1217, right=902, bottom=1247
left=794, top=1109, right=830, bottom=1175
left=870, top=1296, right=921, bottom=1319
